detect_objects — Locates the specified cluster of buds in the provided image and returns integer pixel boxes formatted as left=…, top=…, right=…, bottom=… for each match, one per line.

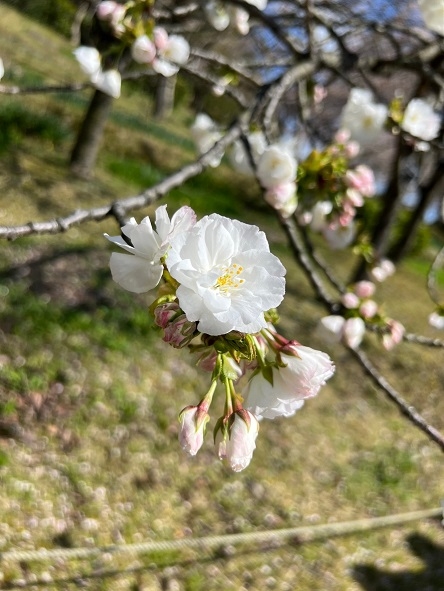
left=297, top=131, right=376, bottom=249
left=172, top=323, right=334, bottom=471
left=73, top=0, right=190, bottom=98
left=105, top=205, right=335, bottom=471
left=318, top=281, right=405, bottom=350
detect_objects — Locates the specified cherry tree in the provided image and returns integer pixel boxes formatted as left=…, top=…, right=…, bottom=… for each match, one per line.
left=1, top=0, right=444, bottom=470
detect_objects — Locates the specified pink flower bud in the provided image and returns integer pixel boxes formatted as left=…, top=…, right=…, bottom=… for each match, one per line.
left=345, top=140, right=360, bottom=158
left=359, top=299, right=378, bottom=319
left=218, top=410, right=259, bottom=472
left=354, top=280, right=376, bottom=298
left=341, top=292, right=360, bottom=309
left=196, top=349, right=218, bottom=372
left=382, top=319, right=404, bottom=350
left=96, top=1, right=118, bottom=21
left=345, top=164, right=375, bottom=197
left=163, top=315, right=196, bottom=348
left=335, top=129, right=350, bottom=144
left=179, top=406, right=210, bottom=456
left=264, top=182, right=298, bottom=218
left=153, top=302, right=180, bottom=329
left=370, top=259, right=396, bottom=282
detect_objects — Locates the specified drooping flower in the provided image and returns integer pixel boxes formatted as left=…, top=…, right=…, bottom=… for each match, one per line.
left=340, top=88, right=388, bottom=145
left=179, top=406, right=210, bottom=456
left=401, top=98, right=441, bottom=142
left=244, top=346, right=335, bottom=419
left=166, top=214, right=286, bottom=335
left=0, top=58, right=4, bottom=81
left=418, top=0, right=444, bottom=36
left=105, top=205, right=196, bottom=293
left=217, top=410, right=259, bottom=472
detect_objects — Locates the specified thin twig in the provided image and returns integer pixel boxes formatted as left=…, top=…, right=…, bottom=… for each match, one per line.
left=350, top=347, right=444, bottom=452
left=0, top=123, right=244, bottom=240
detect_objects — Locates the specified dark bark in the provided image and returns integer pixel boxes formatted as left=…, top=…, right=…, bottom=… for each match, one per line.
left=69, top=88, right=114, bottom=179
left=388, top=160, right=444, bottom=262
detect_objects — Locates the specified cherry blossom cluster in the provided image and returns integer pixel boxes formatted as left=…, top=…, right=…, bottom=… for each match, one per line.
left=297, top=132, right=376, bottom=249
left=204, top=0, right=267, bottom=35
left=73, top=1, right=190, bottom=99
left=105, top=205, right=335, bottom=471
left=319, top=280, right=405, bottom=350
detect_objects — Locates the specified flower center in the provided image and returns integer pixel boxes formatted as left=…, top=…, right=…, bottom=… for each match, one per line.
left=214, top=263, right=245, bottom=293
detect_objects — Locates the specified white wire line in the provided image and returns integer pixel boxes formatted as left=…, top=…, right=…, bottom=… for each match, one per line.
left=1, top=507, right=441, bottom=565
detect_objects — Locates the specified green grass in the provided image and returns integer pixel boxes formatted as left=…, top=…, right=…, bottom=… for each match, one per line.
left=0, top=4, right=443, bottom=591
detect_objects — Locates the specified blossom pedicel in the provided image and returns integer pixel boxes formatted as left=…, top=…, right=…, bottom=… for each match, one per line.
left=105, top=206, right=335, bottom=471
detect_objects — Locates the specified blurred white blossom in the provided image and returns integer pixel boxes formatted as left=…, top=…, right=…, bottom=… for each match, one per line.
left=340, top=88, right=388, bottom=145
left=401, top=98, right=441, bottom=141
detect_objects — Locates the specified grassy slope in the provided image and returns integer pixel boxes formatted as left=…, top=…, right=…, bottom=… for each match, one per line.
left=0, top=4, right=443, bottom=590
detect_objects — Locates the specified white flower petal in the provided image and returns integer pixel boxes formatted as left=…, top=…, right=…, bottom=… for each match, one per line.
left=109, top=253, right=163, bottom=293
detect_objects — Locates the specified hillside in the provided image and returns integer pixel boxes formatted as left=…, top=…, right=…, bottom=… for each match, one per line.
left=0, top=4, right=443, bottom=590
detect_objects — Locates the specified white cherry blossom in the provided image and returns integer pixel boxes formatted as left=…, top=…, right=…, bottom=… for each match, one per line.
left=167, top=214, right=286, bottom=335
left=401, top=98, right=441, bottom=141
left=256, top=145, right=297, bottom=189
left=105, top=206, right=196, bottom=293
left=340, top=88, right=388, bottom=145
left=244, top=346, right=335, bottom=419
